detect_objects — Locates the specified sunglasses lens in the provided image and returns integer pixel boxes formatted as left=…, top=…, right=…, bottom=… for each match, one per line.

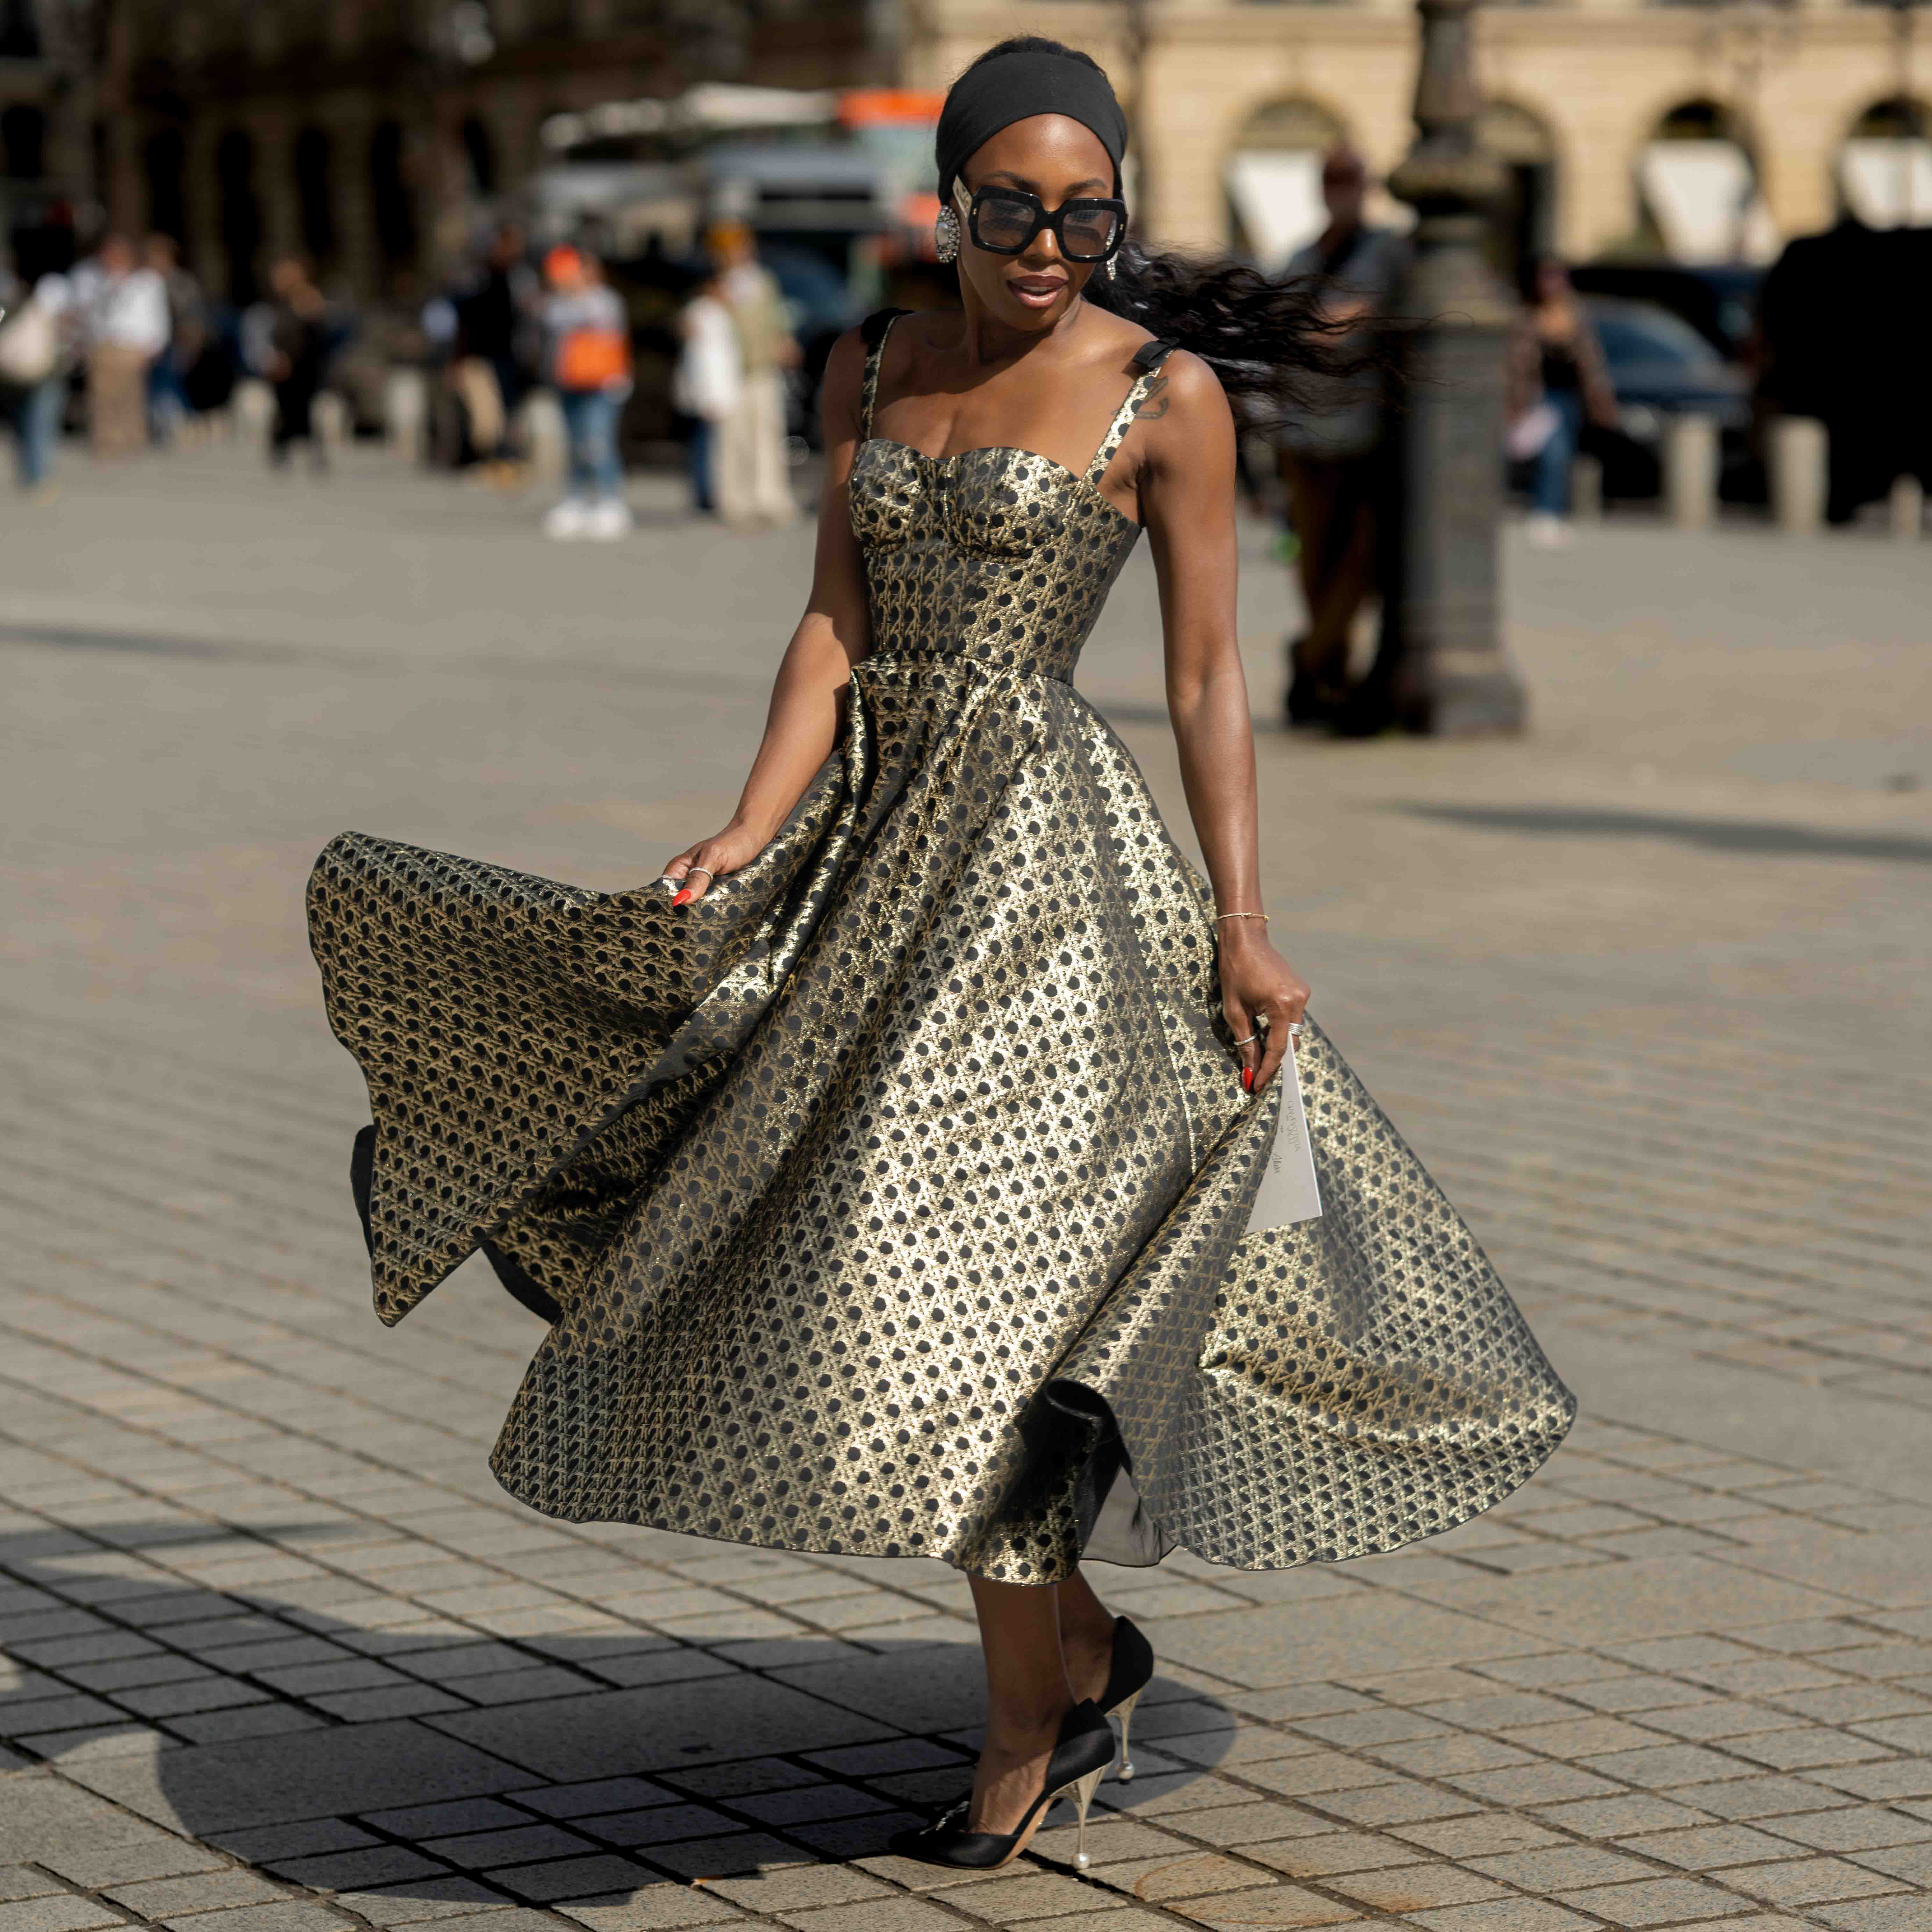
left=1059, top=204, right=1122, bottom=260
left=973, top=192, right=1038, bottom=252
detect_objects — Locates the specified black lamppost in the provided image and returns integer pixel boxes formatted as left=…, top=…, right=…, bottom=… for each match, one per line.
left=1376, top=0, right=1528, bottom=736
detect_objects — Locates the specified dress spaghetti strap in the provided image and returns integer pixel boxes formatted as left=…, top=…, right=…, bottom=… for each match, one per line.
left=858, top=308, right=908, bottom=442
left=1085, top=339, right=1176, bottom=489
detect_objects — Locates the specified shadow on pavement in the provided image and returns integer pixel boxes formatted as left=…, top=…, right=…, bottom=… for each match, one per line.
left=1399, top=801, right=1932, bottom=866
left=1, top=1522, right=1231, bottom=1904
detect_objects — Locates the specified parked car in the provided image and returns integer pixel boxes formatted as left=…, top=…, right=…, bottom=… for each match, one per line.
left=1578, top=294, right=1753, bottom=503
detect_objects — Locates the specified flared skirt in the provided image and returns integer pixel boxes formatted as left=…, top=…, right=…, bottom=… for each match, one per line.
left=306, top=653, right=1575, bottom=1584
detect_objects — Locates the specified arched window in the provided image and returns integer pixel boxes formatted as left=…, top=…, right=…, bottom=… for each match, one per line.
left=1638, top=99, right=1776, bottom=264
left=0, top=0, right=42, bottom=60
left=369, top=119, right=418, bottom=270
left=144, top=128, right=188, bottom=243
left=461, top=115, right=497, bottom=197
left=216, top=127, right=262, bottom=304
left=1, top=102, right=45, bottom=179
left=1478, top=101, right=1557, bottom=295
left=1840, top=97, right=1932, bottom=227
left=295, top=126, right=335, bottom=264
left=1223, top=98, right=1348, bottom=271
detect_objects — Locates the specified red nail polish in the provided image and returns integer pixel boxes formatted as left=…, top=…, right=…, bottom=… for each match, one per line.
left=1242, top=1066, right=1254, bottom=1092
left=672, top=888, right=691, bottom=906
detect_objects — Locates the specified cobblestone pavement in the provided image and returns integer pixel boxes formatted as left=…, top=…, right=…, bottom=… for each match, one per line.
left=4, top=443, right=1931, bottom=1932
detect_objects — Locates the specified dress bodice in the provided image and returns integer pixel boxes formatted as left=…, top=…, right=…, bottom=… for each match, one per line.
left=848, top=310, right=1172, bottom=683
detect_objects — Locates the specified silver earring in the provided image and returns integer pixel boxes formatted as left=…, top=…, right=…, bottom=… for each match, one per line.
left=1105, top=252, right=1118, bottom=281
left=934, top=205, right=960, bottom=264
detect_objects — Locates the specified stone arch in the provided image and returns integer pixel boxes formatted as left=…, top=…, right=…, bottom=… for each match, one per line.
left=460, top=114, right=497, bottom=198
left=1478, top=98, right=1559, bottom=293
left=1839, top=94, right=1932, bottom=226
left=215, top=126, right=262, bottom=304
left=368, top=118, right=418, bottom=280
left=1, top=101, right=46, bottom=180
left=293, top=125, right=335, bottom=266
left=1635, top=95, right=1775, bottom=264
left=143, top=126, right=189, bottom=244
left=1221, top=95, right=1352, bottom=271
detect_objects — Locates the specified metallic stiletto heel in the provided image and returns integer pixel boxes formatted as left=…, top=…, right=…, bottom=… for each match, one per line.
left=887, top=1701, right=1116, bottom=1870
left=1066, top=1762, right=1107, bottom=1868
left=1113, top=1685, right=1144, bottom=1781
left=1097, top=1615, right=1155, bottom=1781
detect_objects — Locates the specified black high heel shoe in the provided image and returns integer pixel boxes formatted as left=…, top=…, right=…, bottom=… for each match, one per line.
left=887, top=1700, right=1117, bottom=1870
left=1097, top=1615, right=1155, bottom=1781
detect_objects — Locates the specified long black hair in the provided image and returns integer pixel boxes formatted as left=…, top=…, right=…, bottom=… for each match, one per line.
left=945, top=36, right=1366, bottom=423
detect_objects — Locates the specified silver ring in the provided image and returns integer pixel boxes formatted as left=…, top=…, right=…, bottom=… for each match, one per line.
left=1287, top=1021, right=1305, bottom=1036
left=1233, top=1033, right=1258, bottom=1048
left=685, top=866, right=713, bottom=880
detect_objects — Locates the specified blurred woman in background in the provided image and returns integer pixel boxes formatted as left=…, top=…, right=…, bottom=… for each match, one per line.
left=1509, top=256, right=1617, bottom=548
left=541, top=244, right=633, bottom=541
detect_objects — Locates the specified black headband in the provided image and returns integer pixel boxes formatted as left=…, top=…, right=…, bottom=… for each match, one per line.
left=935, top=49, right=1128, bottom=202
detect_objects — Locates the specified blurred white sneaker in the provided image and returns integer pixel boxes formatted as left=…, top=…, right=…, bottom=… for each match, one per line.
left=543, top=498, right=589, bottom=540
left=583, top=498, right=634, bottom=541
left=1525, top=512, right=1572, bottom=550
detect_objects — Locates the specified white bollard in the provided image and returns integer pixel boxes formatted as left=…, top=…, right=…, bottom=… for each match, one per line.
left=1663, top=413, right=1718, bottom=531
left=383, top=367, right=427, bottom=454
left=1771, top=416, right=1828, bottom=534
left=312, top=391, right=348, bottom=449
left=515, top=389, right=567, bottom=487
left=1890, top=472, right=1924, bottom=540
left=1571, top=453, right=1603, bottom=522
left=233, top=377, right=274, bottom=435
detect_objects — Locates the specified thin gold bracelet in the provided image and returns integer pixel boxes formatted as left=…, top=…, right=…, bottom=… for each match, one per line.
left=1215, top=911, right=1268, bottom=923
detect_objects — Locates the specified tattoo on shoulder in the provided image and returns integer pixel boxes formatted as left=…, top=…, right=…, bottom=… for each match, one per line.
left=1132, top=374, right=1170, bottom=420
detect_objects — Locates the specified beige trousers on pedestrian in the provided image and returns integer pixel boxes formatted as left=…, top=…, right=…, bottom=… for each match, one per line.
left=715, top=370, right=797, bottom=528
left=89, top=346, right=149, bottom=457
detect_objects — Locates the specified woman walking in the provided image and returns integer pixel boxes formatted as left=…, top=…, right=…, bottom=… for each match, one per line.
left=308, top=37, right=1573, bottom=1874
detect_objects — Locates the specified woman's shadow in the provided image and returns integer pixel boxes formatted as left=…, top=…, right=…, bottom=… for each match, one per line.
left=2, top=1521, right=1235, bottom=1907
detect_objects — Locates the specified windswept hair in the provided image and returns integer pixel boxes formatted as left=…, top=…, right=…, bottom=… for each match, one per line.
left=949, top=37, right=1369, bottom=425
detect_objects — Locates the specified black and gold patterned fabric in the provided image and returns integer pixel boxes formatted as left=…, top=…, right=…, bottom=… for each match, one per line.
left=307, top=310, right=1574, bottom=1584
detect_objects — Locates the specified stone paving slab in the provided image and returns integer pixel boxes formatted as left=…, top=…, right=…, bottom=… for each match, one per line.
left=2, top=443, right=1930, bottom=1931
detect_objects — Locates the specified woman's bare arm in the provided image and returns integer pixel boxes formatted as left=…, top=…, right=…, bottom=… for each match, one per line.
left=1137, top=353, right=1310, bottom=1092
left=662, top=329, right=873, bottom=902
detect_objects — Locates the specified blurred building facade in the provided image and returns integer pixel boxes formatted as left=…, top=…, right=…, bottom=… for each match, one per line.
left=908, top=0, right=1929, bottom=278
left=1, top=0, right=1925, bottom=297
left=3, top=0, right=898, bottom=298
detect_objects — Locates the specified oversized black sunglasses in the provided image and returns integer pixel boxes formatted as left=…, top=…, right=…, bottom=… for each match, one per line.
left=953, top=181, right=1128, bottom=263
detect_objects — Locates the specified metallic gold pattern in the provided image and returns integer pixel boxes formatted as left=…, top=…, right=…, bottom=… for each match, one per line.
left=306, top=311, right=1573, bottom=1585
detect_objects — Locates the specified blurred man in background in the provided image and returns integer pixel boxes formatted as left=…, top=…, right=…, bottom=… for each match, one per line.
left=262, top=256, right=334, bottom=471
left=142, top=233, right=204, bottom=446
left=710, top=222, right=798, bottom=531
left=1277, top=147, right=1406, bottom=729
left=451, top=222, right=539, bottom=482
left=72, top=234, right=169, bottom=457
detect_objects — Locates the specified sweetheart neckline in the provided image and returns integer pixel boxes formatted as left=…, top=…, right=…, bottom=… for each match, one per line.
left=857, top=437, right=1141, bottom=531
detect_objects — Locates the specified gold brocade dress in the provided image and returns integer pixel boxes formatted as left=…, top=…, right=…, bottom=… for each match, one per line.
left=307, top=310, right=1574, bottom=1586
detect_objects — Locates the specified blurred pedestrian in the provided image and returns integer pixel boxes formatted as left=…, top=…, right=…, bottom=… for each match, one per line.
left=1276, top=147, right=1406, bottom=728
left=541, top=244, right=633, bottom=540
left=142, top=233, right=204, bottom=445
left=452, top=222, right=539, bottom=480
left=1508, top=257, right=1617, bottom=548
left=263, top=255, right=333, bottom=470
left=672, top=265, right=741, bottom=515
left=0, top=256, right=74, bottom=492
left=71, top=234, right=169, bottom=456
left=710, top=222, right=798, bottom=530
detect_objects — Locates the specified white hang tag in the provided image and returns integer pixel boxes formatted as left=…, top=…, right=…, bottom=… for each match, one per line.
left=1242, top=1051, right=1323, bottom=1234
